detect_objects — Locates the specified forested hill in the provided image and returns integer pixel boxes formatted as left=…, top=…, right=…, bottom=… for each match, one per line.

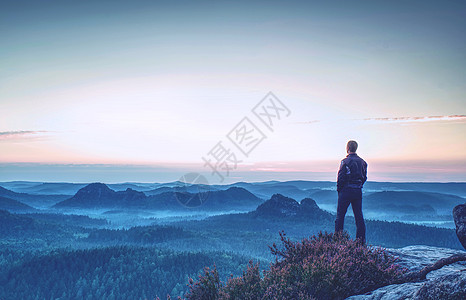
left=0, top=246, right=254, bottom=299
left=0, top=196, right=35, bottom=212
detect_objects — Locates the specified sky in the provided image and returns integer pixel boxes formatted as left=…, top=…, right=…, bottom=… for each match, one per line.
left=1, top=0, right=465, bottom=183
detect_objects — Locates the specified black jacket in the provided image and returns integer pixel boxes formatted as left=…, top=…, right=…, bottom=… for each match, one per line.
left=337, top=153, right=367, bottom=192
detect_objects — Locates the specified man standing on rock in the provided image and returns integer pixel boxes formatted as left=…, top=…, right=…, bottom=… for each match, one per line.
left=335, top=140, right=368, bottom=244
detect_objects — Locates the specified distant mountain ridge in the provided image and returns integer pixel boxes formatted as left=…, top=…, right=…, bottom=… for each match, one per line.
left=54, top=183, right=263, bottom=211
left=0, top=186, right=24, bottom=199
left=54, top=183, right=146, bottom=208
left=0, top=186, right=68, bottom=208
left=363, top=191, right=465, bottom=214
left=0, top=196, right=36, bottom=212
left=145, top=186, right=263, bottom=210
left=3, top=180, right=464, bottom=216
left=3, top=180, right=465, bottom=200
left=14, top=182, right=87, bottom=195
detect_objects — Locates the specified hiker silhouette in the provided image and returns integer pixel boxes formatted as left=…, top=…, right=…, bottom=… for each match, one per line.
left=335, top=140, right=368, bottom=244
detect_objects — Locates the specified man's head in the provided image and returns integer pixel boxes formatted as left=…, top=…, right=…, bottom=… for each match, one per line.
left=346, top=140, right=358, bottom=154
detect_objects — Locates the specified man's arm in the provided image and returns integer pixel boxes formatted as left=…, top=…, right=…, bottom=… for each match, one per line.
left=337, top=160, right=346, bottom=192
left=362, top=161, right=368, bottom=185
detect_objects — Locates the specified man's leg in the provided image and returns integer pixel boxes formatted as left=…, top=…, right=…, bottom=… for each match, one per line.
left=351, top=190, right=366, bottom=244
left=335, top=191, right=351, bottom=233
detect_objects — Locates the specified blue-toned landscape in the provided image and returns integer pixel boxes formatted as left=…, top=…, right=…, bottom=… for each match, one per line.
left=2, top=0, right=466, bottom=299
left=1, top=180, right=465, bottom=298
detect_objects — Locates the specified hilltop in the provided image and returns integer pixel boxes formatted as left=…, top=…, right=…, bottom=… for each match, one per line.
left=53, top=183, right=263, bottom=211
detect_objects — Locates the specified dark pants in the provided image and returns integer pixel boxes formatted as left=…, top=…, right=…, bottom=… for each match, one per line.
left=335, top=187, right=366, bottom=244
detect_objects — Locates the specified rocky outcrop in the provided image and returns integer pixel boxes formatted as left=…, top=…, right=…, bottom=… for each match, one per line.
left=252, top=194, right=332, bottom=220
left=300, top=197, right=320, bottom=211
left=453, top=204, right=466, bottom=249
left=347, top=245, right=466, bottom=300
left=254, top=194, right=300, bottom=217
left=300, top=197, right=333, bottom=221
left=415, top=271, right=466, bottom=299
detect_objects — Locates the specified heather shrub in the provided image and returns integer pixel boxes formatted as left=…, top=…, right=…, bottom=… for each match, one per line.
left=264, top=231, right=407, bottom=299
left=186, top=231, right=406, bottom=300
left=185, top=265, right=221, bottom=300
left=219, top=261, right=263, bottom=299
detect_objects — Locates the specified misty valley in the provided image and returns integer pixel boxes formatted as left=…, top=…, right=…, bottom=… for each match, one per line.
left=0, top=180, right=465, bottom=299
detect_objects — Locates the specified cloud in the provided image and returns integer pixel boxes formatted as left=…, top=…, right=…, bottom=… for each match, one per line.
left=360, top=115, right=466, bottom=124
left=0, top=130, right=48, bottom=140
left=295, top=120, right=320, bottom=124
left=297, top=115, right=466, bottom=125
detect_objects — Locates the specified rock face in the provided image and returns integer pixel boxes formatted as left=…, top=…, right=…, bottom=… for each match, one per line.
left=415, top=272, right=466, bottom=299
left=453, top=204, right=466, bottom=250
left=254, top=194, right=300, bottom=217
left=300, top=198, right=333, bottom=221
left=253, top=194, right=332, bottom=220
left=346, top=245, right=466, bottom=300
left=300, top=197, right=320, bottom=211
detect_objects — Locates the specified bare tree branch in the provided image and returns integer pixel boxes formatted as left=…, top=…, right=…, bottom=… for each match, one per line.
left=401, top=253, right=466, bottom=283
